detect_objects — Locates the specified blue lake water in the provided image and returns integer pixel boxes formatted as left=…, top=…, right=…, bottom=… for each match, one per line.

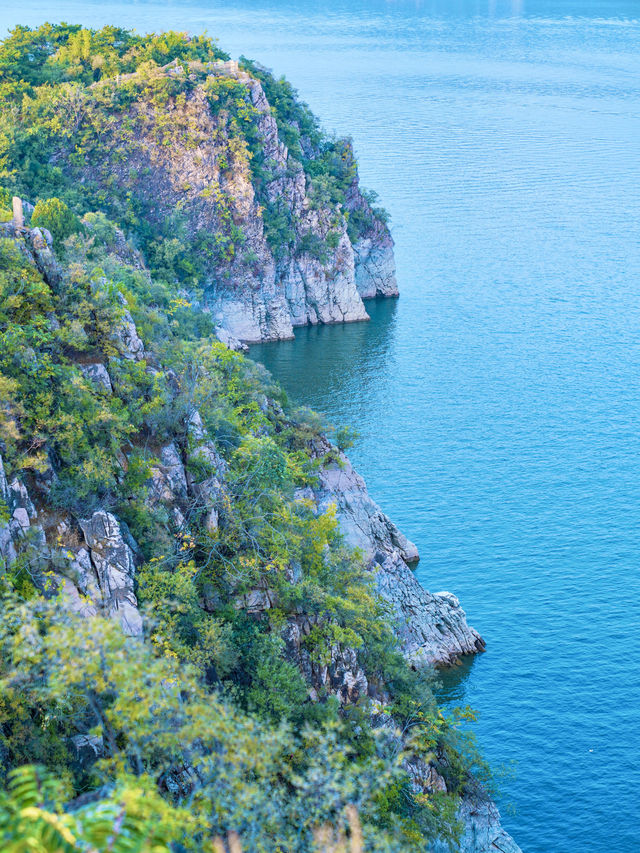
left=3, top=2, right=640, bottom=850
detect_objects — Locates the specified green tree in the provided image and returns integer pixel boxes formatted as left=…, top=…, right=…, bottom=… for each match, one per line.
left=31, top=198, right=80, bottom=244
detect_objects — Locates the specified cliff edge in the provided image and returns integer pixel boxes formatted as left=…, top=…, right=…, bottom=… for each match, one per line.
left=0, top=23, right=520, bottom=852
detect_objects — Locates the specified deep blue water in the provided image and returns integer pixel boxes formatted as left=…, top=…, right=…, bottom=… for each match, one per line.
left=3, top=2, right=640, bottom=850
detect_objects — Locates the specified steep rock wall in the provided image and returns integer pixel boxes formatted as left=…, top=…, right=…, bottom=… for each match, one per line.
left=55, top=60, right=397, bottom=343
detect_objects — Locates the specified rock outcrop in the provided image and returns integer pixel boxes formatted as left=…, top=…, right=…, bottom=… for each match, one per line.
left=77, top=511, right=143, bottom=637
left=284, top=616, right=369, bottom=705
left=433, top=792, right=523, bottom=853
left=301, top=442, right=485, bottom=667
left=0, top=450, right=143, bottom=638
left=60, top=60, right=397, bottom=344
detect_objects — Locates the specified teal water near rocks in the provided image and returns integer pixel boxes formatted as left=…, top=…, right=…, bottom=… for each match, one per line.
left=4, top=2, right=640, bottom=850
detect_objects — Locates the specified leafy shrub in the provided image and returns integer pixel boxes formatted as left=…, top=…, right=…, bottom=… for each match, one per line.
left=31, top=198, right=80, bottom=244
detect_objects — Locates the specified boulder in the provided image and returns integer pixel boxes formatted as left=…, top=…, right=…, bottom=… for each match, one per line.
left=80, top=363, right=113, bottom=395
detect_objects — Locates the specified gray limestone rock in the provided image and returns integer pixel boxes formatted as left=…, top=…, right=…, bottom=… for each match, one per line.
left=215, top=325, right=249, bottom=352
left=0, top=455, right=17, bottom=566
left=283, top=617, right=368, bottom=705
left=12, top=196, right=24, bottom=228
left=0, top=453, right=8, bottom=504
left=111, top=294, right=145, bottom=361
left=433, top=792, right=523, bottom=853
left=27, top=227, right=62, bottom=286
left=376, top=552, right=485, bottom=666
left=149, top=443, right=189, bottom=507
left=353, top=236, right=399, bottom=299
left=310, top=443, right=483, bottom=666
left=79, top=511, right=143, bottom=637
left=80, top=363, right=113, bottom=395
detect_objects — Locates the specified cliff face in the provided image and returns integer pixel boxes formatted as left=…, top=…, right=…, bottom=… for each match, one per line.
left=0, top=24, right=520, bottom=851
left=0, top=217, right=523, bottom=852
left=305, top=439, right=486, bottom=666
left=0, top=226, right=472, bottom=675
left=15, top=58, right=396, bottom=344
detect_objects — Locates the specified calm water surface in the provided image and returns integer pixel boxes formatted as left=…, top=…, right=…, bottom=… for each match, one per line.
left=3, top=2, right=640, bottom=850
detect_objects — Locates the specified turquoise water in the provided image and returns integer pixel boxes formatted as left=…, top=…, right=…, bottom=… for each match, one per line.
left=3, top=2, right=640, bottom=850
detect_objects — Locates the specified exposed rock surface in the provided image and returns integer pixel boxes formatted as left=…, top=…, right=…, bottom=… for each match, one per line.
left=80, top=362, right=113, bottom=395
left=111, top=293, right=145, bottom=360
left=283, top=615, right=369, bottom=705
left=0, top=159, right=517, bottom=853
left=0, top=221, right=62, bottom=286
left=433, top=793, right=523, bottom=853
left=1, top=454, right=142, bottom=639
left=70, top=61, right=396, bottom=343
left=72, top=512, right=142, bottom=637
left=303, top=442, right=485, bottom=667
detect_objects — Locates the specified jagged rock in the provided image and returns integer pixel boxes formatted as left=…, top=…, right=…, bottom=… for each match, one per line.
left=0, top=454, right=8, bottom=504
left=283, top=617, right=368, bottom=705
left=79, top=511, right=142, bottom=637
left=70, top=63, right=394, bottom=343
left=111, top=294, right=144, bottom=360
left=314, top=451, right=418, bottom=564
left=353, top=235, right=399, bottom=299
left=59, top=577, right=98, bottom=619
left=0, top=456, right=17, bottom=566
left=406, top=757, right=448, bottom=795
left=234, top=587, right=275, bottom=614
left=80, top=363, right=113, bottom=395
left=376, top=552, right=485, bottom=666
left=186, top=410, right=226, bottom=463
left=433, top=790, right=523, bottom=853
left=160, top=444, right=188, bottom=500
left=11, top=507, right=30, bottom=530
left=149, top=443, right=188, bottom=506
left=7, top=476, right=36, bottom=520
left=0, top=458, right=50, bottom=568
left=309, top=443, right=483, bottom=666
left=27, top=227, right=62, bottom=286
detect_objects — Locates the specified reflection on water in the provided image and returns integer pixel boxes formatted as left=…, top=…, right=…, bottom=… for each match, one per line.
left=436, top=655, right=478, bottom=705
left=250, top=298, right=398, bottom=428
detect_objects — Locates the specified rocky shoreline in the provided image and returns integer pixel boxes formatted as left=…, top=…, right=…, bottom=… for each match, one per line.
left=1, top=206, right=521, bottom=852
left=0, top=30, right=522, bottom=845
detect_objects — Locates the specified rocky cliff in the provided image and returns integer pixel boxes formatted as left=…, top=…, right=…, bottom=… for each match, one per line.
left=4, top=52, right=397, bottom=345
left=0, top=214, right=519, bottom=851
left=0, top=23, right=520, bottom=852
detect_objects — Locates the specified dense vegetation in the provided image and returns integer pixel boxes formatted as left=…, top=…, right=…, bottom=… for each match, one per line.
left=0, top=24, right=487, bottom=851
left=0, top=23, right=385, bottom=291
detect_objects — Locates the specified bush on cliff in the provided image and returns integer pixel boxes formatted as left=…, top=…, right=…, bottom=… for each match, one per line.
left=0, top=23, right=481, bottom=852
left=30, top=197, right=80, bottom=243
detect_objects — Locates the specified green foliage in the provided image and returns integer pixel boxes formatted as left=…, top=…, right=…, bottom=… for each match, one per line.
left=31, top=197, right=80, bottom=244
left=0, top=764, right=181, bottom=852
left=335, top=424, right=359, bottom=452
left=0, top=23, right=479, bottom=852
left=0, top=597, right=419, bottom=850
